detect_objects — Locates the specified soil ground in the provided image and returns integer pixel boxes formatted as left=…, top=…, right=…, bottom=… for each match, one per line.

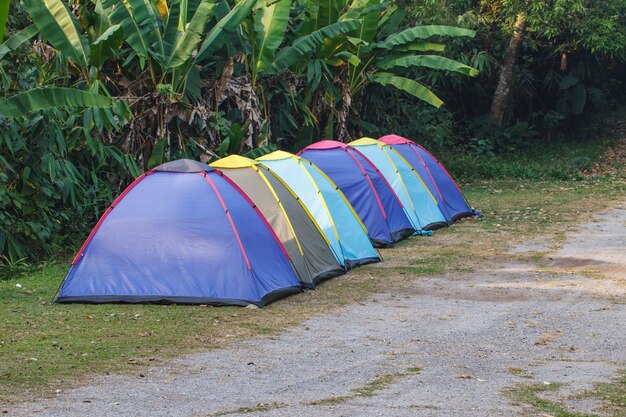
left=6, top=202, right=625, bottom=417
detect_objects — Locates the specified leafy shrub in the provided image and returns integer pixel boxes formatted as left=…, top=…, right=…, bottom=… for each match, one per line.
left=0, top=109, right=139, bottom=264
left=463, top=116, right=537, bottom=156
left=359, top=86, right=456, bottom=154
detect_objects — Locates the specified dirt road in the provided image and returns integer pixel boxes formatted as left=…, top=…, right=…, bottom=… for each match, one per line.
left=8, top=204, right=625, bottom=417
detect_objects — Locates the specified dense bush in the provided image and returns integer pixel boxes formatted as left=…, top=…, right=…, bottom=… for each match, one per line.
left=0, top=109, right=138, bottom=265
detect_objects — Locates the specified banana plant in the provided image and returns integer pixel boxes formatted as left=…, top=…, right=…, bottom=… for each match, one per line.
left=335, top=1, right=478, bottom=104
left=0, top=0, right=260, bottom=167
left=0, top=0, right=126, bottom=120
left=270, top=0, right=478, bottom=140
left=0, top=0, right=258, bottom=114
left=243, top=0, right=362, bottom=86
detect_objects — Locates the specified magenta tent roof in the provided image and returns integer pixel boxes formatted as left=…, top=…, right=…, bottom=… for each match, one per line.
left=378, top=134, right=411, bottom=145
left=303, top=140, right=350, bottom=150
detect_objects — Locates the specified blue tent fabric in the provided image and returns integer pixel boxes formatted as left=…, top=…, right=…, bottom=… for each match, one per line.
left=57, top=160, right=301, bottom=306
left=299, top=141, right=414, bottom=247
left=380, top=135, right=474, bottom=222
left=349, top=138, right=448, bottom=231
left=257, top=151, right=380, bottom=269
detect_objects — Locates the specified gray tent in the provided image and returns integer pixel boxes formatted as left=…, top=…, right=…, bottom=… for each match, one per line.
left=212, top=155, right=345, bottom=288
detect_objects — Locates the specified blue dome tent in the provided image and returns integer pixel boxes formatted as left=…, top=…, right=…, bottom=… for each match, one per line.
left=56, top=159, right=302, bottom=307
left=299, top=141, right=415, bottom=247
left=379, top=135, right=475, bottom=222
left=349, top=138, right=448, bottom=231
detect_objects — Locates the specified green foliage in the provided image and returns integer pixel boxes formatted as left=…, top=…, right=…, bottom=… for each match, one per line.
left=465, top=117, right=537, bottom=155
left=0, top=0, right=11, bottom=42
left=444, top=128, right=614, bottom=181
left=0, top=87, right=112, bottom=118
left=369, top=72, right=444, bottom=108
left=0, top=25, right=37, bottom=61
left=0, top=109, right=140, bottom=264
left=0, top=255, right=32, bottom=281
left=271, top=20, right=362, bottom=72
left=359, top=88, right=455, bottom=152
left=518, top=0, right=626, bottom=58
left=263, top=0, right=478, bottom=141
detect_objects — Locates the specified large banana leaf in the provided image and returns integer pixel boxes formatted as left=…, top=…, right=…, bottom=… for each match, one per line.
left=0, top=87, right=112, bottom=118
left=104, top=0, right=165, bottom=63
left=0, top=24, right=38, bottom=61
left=377, top=4, right=404, bottom=38
left=243, top=144, right=277, bottom=159
left=163, top=0, right=182, bottom=49
left=340, top=0, right=387, bottom=21
left=317, top=0, right=345, bottom=31
left=25, top=0, right=90, bottom=67
left=254, top=0, right=291, bottom=74
left=194, top=0, right=256, bottom=63
left=299, top=0, right=320, bottom=36
left=0, top=0, right=9, bottom=42
left=165, top=0, right=215, bottom=69
left=272, top=19, right=362, bottom=71
left=378, top=55, right=479, bottom=76
left=378, top=25, right=475, bottom=49
left=346, top=0, right=381, bottom=60
left=390, top=42, right=445, bottom=52
left=163, top=0, right=205, bottom=55
left=90, top=0, right=122, bottom=69
left=369, top=72, right=443, bottom=108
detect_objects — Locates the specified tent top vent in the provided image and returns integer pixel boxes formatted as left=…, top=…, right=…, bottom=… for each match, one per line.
left=211, top=155, right=259, bottom=169
left=378, top=134, right=414, bottom=145
left=350, top=137, right=382, bottom=147
left=302, top=140, right=349, bottom=150
left=257, top=150, right=297, bottom=161
left=153, top=159, right=214, bottom=173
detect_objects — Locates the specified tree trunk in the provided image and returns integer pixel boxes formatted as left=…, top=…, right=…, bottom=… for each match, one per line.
left=490, top=12, right=526, bottom=127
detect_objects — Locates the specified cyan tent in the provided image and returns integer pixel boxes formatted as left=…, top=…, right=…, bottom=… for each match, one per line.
left=257, top=150, right=381, bottom=269
left=299, top=140, right=415, bottom=247
left=379, top=135, right=475, bottom=222
left=56, top=159, right=302, bottom=306
left=349, top=138, right=448, bottom=231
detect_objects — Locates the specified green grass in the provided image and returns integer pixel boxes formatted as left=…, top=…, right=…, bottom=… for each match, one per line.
left=505, top=383, right=600, bottom=417
left=506, top=374, right=626, bottom=417
left=388, top=265, right=445, bottom=275
left=305, top=366, right=422, bottom=406
left=588, top=370, right=626, bottom=417
left=353, top=367, right=422, bottom=397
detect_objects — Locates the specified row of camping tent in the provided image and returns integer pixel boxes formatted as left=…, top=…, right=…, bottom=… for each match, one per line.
left=56, top=135, right=477, bottom=307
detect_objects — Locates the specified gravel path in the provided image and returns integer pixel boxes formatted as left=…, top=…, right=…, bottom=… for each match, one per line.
left=8, top=204, right=625, bottom=417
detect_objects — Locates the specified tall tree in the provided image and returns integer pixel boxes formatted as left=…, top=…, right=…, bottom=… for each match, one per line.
left=489, top=12, right=525, bottom=127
